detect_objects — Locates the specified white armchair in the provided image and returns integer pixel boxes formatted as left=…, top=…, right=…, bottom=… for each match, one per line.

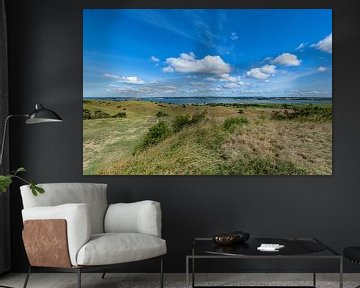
left=20, top=183, right=166, bottom=288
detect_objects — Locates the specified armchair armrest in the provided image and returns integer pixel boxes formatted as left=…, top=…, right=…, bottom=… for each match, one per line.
left=22, top=203, right=91, bottom=266
left=104, top=200, right=162, bottom=237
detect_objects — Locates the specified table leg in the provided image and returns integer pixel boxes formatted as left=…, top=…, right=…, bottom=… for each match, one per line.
left=313, top=254, right=316, bottom=287
left=339, top=257, right=343, bottom=288
left=186, top=257, right=189, bottom=288
left=192, top=257, right=195, bottom=288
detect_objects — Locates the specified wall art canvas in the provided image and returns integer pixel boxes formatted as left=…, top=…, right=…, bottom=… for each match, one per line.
left=83, top=9, right=332, bottom=175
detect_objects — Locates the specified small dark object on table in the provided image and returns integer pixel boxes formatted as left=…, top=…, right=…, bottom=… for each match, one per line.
left=212, top=230, right=250, bottom=245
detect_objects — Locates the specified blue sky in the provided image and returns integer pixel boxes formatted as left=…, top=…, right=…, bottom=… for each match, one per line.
left=83, top=9, right=332, bottom=98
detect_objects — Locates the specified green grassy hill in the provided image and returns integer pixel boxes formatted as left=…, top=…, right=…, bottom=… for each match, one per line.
left=83, top=99, right=332, bottom=175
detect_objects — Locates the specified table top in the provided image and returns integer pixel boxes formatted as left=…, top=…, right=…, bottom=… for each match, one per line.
left=190, top=237, right=340, bottom=258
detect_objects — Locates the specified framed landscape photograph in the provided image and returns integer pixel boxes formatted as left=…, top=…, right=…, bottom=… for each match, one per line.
left=83, top=9, right=332, bottom=175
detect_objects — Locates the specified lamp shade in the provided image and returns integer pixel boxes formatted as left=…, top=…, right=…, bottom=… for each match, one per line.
left=25, top=104, right=63, bottom=124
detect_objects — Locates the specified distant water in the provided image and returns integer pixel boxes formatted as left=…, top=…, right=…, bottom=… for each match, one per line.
left=84, top=96, right=332, bottom=105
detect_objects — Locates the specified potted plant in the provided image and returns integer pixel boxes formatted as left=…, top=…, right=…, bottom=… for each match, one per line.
left=0, top=167, right=44, bottom=196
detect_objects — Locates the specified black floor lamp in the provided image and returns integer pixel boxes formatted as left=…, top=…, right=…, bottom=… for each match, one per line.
left=0, top=103, right=63, bottom=167
left=0, top=103, right=62, bottom=288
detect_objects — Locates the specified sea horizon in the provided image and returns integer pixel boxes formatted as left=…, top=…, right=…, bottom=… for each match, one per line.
left=83, top=96, right=332, bottom=105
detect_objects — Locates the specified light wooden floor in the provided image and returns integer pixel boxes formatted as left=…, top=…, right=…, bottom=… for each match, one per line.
left=0, top=273, right=359, bottom=288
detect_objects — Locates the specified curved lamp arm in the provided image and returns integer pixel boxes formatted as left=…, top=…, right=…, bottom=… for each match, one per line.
left=0, top=104, right=63, bottom=170
left=0, top=114, right=28, bottom=169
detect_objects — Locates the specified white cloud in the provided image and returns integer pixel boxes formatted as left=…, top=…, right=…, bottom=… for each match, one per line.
left=318, top=66, right=327, bottom=72
left=121, top=76, right=145, bottom=85
left=103, top=73, right=120, bottom=79
left=150, top=56, right=160, bottom=63
left=230, top=32, right=238, bottom=40
left=190, top=82, right=205, bottom=86
left=103, top=73, right=145, bottom=85
left=246, top=65, right=277, bottom=80
left=210, top=87, right=222, bottom=92
left=295, top=42, right=305, bottom=50
left=223, top=83, right=239, bottom=89
left=272, top=53, right=301, bottom=66
left=162, top=66, right=174, bottom=73
left=313, top=33, right=332, bottom=53
left=219, top=73, right=241, bottom=82
left=163, top=52, right=231, bottom=75
left=205, top=76, right=218, bottom=81
left=260, top=64, right=276, bottom=74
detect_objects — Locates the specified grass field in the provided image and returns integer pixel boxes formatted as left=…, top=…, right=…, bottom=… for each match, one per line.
left=83, top=99, right=332, bottom=175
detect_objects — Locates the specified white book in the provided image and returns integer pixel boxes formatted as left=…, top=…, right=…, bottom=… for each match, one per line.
left=257, top=243, right=285, bottom=251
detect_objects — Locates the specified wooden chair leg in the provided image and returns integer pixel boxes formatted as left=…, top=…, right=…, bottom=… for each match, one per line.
left=22, top=266, right=31, bottom=288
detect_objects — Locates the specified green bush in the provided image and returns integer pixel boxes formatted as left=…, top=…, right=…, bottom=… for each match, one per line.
left=172, top=115, right=191, bottom=132
left=220, top=155, right=307, bottom=175
left=271, top=104, right=332, bottom=121
left=83, top=109, right=92, bottom=120
left=134, top=121, right=171, bottom=153
left=172, top=111, right=206, bottom=132
left=93, top=110, right=111, bottom=119
left=112, top=112, right=127, bottom=118
left=156, top=111, right=169, bottom=117
left=223, top=117, right=249, bottom=132
left=190, top=110, right=206, bottom=124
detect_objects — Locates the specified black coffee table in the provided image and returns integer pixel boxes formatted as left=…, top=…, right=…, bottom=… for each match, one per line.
left=186, top=237, right=342, bottom=288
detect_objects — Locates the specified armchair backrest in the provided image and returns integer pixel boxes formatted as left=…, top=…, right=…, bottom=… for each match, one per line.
left=20, top=183, right=108, bottom=234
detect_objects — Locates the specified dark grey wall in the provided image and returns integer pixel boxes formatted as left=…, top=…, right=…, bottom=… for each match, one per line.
left=5, top=0, right=360, bottom=273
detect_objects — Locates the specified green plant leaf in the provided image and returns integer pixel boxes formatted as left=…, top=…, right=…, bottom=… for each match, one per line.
left=29, top=182, right=44, bottom=196
left=15, top=167, right=26, bottom=173
left=0, top=175, right=13, bottom=192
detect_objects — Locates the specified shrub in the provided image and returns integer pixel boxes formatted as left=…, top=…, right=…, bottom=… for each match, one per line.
left=223, top=117, right=249, bottom=132
left=172, top=111, right=206, bottom=132
left=238, top=109, right=244, bottom=114
left=156, top=111, right=169, bottom=117
left=134, top=121, right=171, bottom=153
left=83, top=109, right=92, bottom=120
left=112, top=112, right=127, bottom=118
left=190, top=110, right=206, bottom=124
left=93, top=110, right=111, bottom=119
left=172, top=115, right=191, bottom=132
left=271, top=104, right=332, bottom=121
left=220, top=155, right=307, bottom=175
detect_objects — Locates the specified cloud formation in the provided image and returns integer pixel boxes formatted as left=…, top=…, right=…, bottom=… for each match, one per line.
left=230, top=32, right=238, bottom=40
left=313, top=33, right=332, bottom=53
left=272, top=53, right=301, bottom=66
left=103, top=73, right=145, bottom=84
left=150, top=56, right=160, bottom=63
left=246, top=65, right=276, bottom=80
left=318, top=66, right=327, bottom=72
left=103, top=73, right=120, bottom=79
left=163, top=52, right=231, bottom=75
left=295, top=43, right=306, bottom=50
left=121, top=76, right=145, bottom=84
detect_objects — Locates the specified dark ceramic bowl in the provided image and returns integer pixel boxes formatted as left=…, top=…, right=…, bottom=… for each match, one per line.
left=233, top=230, right=250, bottom=242
left=212, top=233, right=238, bottom=245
